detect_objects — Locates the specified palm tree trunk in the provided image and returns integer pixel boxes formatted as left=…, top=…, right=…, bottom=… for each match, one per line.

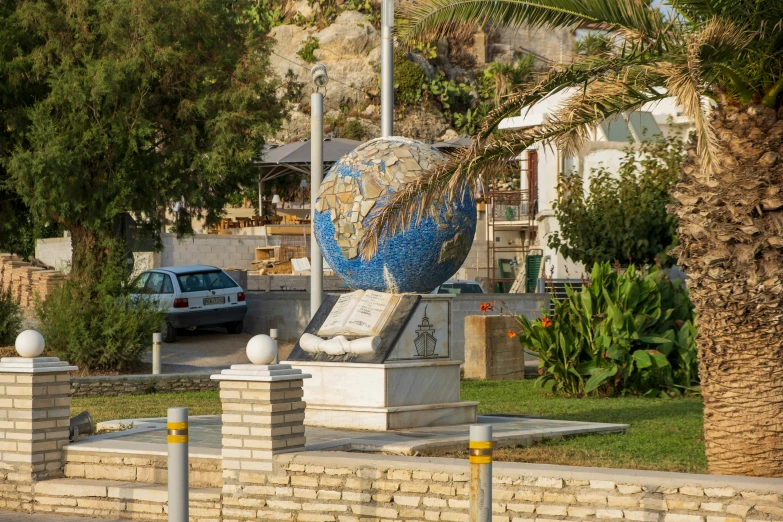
left=671, top=103, right=783, bottom=477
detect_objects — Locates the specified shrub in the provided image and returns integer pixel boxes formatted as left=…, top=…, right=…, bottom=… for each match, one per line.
left=338, top=119, right=367, bottom=140
left=0, top=288, right=22, bottom=346
left=394, top=50, right=427, bottom=106
left=297, top=36, right=320, bottom=64
left=518, top=262, right=698, bottom=397
left=549, top=134, right=684, bottom=267
left=36, top=239, right=164, bottom=371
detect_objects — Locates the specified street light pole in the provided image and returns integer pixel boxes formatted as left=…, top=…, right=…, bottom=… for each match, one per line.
left=310, top=65, right=328, bottom=318
left=381, top=0, right=394, bottom=137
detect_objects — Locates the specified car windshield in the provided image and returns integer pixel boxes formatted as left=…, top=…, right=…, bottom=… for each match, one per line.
left=437, top=283, right=483, bottom=294
left=177, top=271, right=238, bottom=292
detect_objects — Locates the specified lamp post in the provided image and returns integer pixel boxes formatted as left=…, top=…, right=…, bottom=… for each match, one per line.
left=381, top=0, right=394, bottom=137
left=310, top=64, right=328, bottom=318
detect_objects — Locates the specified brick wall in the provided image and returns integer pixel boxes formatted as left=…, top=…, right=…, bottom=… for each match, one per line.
left=223, top=452, right=783, bottom=522
left=159, top=233, right=262, bottom=269
left=70, top=373, right=217, bottom=398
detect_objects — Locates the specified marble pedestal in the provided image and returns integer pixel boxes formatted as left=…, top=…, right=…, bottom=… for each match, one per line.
left=286, top=360, right=478, bottom=430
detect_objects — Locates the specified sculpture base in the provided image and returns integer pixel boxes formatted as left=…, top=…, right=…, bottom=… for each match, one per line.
left=284, top=359, right=478, bottom=430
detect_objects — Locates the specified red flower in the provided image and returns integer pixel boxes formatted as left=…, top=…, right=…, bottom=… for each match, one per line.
left=541, top=316, right=553, bottom=328
left=507, top=330, right=517, bottom=339
left=480, top=301, right=495, bottom=315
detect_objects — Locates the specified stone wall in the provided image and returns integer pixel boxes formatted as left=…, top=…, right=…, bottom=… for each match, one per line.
left=69, top=373, right=217, bottom=398
left=215, top=452, right=783, bottom=522
left=34, top=237, right=72, bottom=272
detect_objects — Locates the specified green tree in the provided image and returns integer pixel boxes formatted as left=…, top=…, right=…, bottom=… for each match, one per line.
left=549, top=135, right=684, bottom=267
left=369, top=0, right=783, bottom=476
left=2, top=0, right=285, bottom=280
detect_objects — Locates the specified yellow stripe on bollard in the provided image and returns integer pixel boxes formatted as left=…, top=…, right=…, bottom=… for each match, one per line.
left=168, top=422, right=189, bottom=444
left=469, top=441, right=493, bottom=464
left=168, top=422, right=188, bottom=430
left=168, top=434, right=189, bottom=443
left=469, top=441, right=493, bottom=450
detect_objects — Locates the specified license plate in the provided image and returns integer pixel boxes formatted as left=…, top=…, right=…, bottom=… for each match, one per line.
left=203, top=296, right=225, bottom=306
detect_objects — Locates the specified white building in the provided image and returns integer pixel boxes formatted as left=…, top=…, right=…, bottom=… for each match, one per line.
left=455, top=90, right=695, bottom=291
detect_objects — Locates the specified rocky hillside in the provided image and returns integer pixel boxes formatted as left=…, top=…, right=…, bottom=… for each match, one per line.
left=266, top=5, right=575, bottom=144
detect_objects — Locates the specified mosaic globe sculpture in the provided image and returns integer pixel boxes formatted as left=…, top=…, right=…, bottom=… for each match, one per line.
left=313, top=137, right=477, bottom=293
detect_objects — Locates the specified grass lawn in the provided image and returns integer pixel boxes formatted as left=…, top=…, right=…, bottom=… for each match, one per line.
left=71, top=380, right=706, bottom=474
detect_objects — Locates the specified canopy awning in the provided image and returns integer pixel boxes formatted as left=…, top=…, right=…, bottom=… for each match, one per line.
left=255, top=137, right=362, bottom=182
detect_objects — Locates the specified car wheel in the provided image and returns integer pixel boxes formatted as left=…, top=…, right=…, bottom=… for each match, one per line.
left=163, top=322, right=177, bottom=343
left=228, top=321, right=243, bottom=335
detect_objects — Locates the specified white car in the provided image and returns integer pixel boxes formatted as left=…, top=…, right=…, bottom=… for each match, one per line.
left=131, top=265, right=248, bottom=343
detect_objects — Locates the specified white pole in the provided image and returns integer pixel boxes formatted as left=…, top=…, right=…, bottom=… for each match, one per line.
left=310, top=92, right=324, bottom=318
left=469, top=425, right=492, bottom=522
left=167, top=407, right=189, bottom=522
left=152, top=333, right=162, bottom=375
left=381, top=0, right=394, bottom=137
left=270, top=328, right=279, bottom=364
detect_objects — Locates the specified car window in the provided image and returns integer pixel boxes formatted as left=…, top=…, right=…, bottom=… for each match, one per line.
left=437, top=283, right=483, bottom=294
left=144, top=273, right=167, bottom=294
left=205, top=271, right=239, bottom=290
left=178, top=273, right=209, bottom=293
left=161, top=275, right=174, bottom=294
left=131, top=273, right=149, bottom=292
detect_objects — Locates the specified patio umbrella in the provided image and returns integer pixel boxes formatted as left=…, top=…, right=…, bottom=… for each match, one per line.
left=432, top=136, right=473, bottom=151
left=254, top=137, right=362, bottom=212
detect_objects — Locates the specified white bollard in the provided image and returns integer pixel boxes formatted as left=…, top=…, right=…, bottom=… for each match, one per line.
left=469, top=425, right=492, bottom=522
left=168, top=407, right=189, bottom=522
left=270, top=329, right=279, bottom=364
left=153, top=333, right=162, bottom=375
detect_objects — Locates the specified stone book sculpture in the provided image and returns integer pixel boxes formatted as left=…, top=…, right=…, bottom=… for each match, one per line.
left=287, top=292, right=421, bottom=364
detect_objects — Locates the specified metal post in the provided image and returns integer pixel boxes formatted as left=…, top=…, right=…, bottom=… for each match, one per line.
left=168, top=407, right=189, bottom=522
left=310, top=92, right=324, bottom=318
left=380, top=0, right=394, bottom=137
left=152, top=333, right=162, bottom=375
left=469, top=425, right=492, bottom=522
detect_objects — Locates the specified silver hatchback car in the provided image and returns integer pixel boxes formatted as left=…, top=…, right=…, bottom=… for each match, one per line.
left=130, top=265, right=247, bottom=342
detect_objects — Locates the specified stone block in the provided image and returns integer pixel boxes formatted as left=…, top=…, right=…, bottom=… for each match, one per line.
left=625, top=510, right=662, bottom=521
left=663, top=515, right=704, bottom=522
left=595, top=508, right=624, bottom=519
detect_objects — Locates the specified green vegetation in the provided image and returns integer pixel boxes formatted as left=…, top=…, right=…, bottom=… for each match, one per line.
left=394, top=50, right=428, bottom=106
left=519, top=262, right=698, bottom=397
left=549, top=134, right=684, bottom=268
left=0, top=288, right=22, bottom=346
left=461, top=380, right=706, bottom=473
left=71, top=381, right=706, bottom=473
left=2, top=0, right=285, bottom=284
left=574, top=32, right=614, bottom=58
left=72, top=391, right=221, bottom=423
left=37, top=239, right=164, bottom=371
left=297, top=36, right=321, bottom=64
left=337, top=119, right=367, bottom=141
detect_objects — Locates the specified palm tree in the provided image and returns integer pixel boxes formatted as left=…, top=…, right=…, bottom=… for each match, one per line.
left=363, top=0, right=783, bottom=477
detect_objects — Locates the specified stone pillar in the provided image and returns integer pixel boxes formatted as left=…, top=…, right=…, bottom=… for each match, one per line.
left=0, top=349, right=77, bottom=497
left=464, top=315, right=527, bottom=380
left=212, top=358, right=311, bottom=520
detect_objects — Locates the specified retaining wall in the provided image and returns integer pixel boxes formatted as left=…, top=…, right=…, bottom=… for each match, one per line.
left=218, top=452, right=783, bottom=522
left=69, top=373, right=217, bottom=398
left=18, top=451, right=783, bottom=521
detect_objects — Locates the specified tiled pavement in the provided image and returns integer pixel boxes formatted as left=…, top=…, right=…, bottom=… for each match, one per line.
left=70, top=415, right=628, bottom=456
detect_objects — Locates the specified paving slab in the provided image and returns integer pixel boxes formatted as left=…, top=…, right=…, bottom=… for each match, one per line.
left=69, top=415, right=628, bottom=456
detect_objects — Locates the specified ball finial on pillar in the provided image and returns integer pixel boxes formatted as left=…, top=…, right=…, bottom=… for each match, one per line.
left=246, top=334, right=278, bottom=365
left=15, top=330, right=45, bottom=358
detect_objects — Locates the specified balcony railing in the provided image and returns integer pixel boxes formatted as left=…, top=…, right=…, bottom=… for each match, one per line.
left=488, top=190, right=537, bottom=222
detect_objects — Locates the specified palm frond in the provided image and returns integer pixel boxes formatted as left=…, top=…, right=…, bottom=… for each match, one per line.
left=474, top=46, right=663, bottom=142
left=396, top=0, right=667, bottom=47
left=360, top=83, right=668, bottom=260
left=660, top=17, right=755, bottom=172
